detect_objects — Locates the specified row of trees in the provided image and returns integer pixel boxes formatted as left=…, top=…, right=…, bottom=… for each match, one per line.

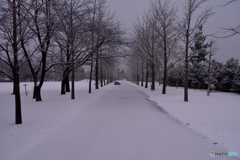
left=127, top=0, right=240, bottom=98
left=128, top=0, right=213, bottom=100
left=0, top=0, right=126, bottom=124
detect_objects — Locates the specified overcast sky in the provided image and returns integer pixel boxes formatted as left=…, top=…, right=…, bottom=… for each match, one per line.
left=109, top=0, right=240, bottom=63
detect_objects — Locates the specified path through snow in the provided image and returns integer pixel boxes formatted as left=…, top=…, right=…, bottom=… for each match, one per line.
left=12, top=81, right=236, bottom=160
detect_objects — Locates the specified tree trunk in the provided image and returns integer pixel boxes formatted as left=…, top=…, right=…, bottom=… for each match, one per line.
left=95, top=51, right=99, bottom=89
left=89, top=0, right=96, bottom=93
left=162, top=69, right=167, bottom=94
left=184, top=34, right=189, bottom=102
left=145, top=63, right=149, bottom=88
left=61, top=78, right=66, bottom=95
left=100, top=59, right=103, bottom=87
left=136, top=59, right=139, bottom=85
left=14, top=71, right=22, bottom=124
left=137, top=73, right=140, bottom=85
left=162, top=41, right=167, bottom=94
left=89, top=58, right=93, bottom=93
left=110, top=76, right=113, bottom=83
left=12, top=74, right=15, bottom=95
left=34, top=63, right=45, bottom=102
left=151, top=64, right=155, bottom=91
left=65, top=75, right=70, bottom=92
left=35, top=86, right=42, bottom=101
left=107, top=68, right=109, bottom=85
left=34, top=56, right=47, bottom=102
left=71, top=67, right=75, bottom=99
left=159, top=71, right=161, bottom=86
left=13, top=0, right=22, bottom=124
left=141, top=61, right=144, bottom=86
left=70, top=0, right=75, bottom=100
left=110, top=71, right=113, bottom=83
left=33, top=80, right=37, bottom=99
left=101, top=77, right=103, bottom=87
left=104, top=77, right=106, bottom=86
left=70, top=56, right=75, bottom=98
left=207, top=47, right=212, bottom=96
left=61, top=72, right=70, bottom=95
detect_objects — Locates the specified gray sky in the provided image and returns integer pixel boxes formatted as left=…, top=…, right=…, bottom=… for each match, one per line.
left=109, top=0, right=240, bottom=63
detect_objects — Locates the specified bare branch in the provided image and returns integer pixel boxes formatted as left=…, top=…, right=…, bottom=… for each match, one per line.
left=219, top=0, right=237, bottom=7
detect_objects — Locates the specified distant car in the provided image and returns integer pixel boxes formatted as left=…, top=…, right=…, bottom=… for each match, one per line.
left=114, top=81, right=121, bottom=85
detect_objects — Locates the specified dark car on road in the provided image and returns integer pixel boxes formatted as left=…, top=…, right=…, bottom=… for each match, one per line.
left=114, top=81, right=121, bottom=85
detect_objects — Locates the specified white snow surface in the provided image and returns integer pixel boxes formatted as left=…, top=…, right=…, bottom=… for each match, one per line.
left=129, top=81, right=240, bottom=153
left=0, top=80, right=105, bottom=160
left=0, top=80, right=239, bottom=160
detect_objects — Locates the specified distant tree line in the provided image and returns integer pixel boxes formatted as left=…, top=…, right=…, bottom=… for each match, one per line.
left=168, top=58, right=240, bottom=92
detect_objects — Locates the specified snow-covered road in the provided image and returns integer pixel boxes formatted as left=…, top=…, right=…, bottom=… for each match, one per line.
left=16, top=81, right=237, bottom=160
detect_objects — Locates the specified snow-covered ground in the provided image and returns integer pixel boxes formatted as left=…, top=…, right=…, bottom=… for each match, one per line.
left=0, top=80, right=239, bottom=159
left=0, top=80, right=112, bottom=160
left=129, top=81, right=240, bottom=153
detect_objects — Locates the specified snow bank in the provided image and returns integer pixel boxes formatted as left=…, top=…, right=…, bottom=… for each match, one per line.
left=129, top=82, right=240, bottom=153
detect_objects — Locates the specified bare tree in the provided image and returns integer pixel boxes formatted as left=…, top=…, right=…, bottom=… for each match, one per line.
left=51, top=0, right=92, bottom=96
left=66, top=0, right=92, bottom=99
left=180, top=0, right=213, bottom=102
left=20, top=0, right=56, bottom=101
left=207, top=39, right=217, bottom=96
left=0, top=1, right=32, bottom=94
left=12, top=0, right=22, bottom=124
left=0, top=0, right=35, bottom=124
left=153, top=0, right=180, bottom=94
left=132, top=9, right=161, bottom=91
